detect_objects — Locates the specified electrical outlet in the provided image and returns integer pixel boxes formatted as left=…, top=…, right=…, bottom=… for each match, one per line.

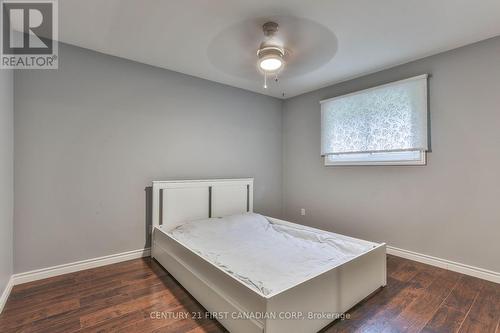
left=300, top=208, right=306, bottom=216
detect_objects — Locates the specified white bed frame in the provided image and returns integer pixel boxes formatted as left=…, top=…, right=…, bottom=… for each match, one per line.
left=151, top=179, right=386, bottom=333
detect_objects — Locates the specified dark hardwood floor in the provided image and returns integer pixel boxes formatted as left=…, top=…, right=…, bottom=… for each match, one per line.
left=0, top=255, right=498, bottom=332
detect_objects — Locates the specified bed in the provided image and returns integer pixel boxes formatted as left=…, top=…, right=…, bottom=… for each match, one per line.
left=151, top=179, right=386, bottom=333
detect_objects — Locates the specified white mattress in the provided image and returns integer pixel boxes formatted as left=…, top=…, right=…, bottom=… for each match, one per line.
left=166, top=213, right=374, bottom=297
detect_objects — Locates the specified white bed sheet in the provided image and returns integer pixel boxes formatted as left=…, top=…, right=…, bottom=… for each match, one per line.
left=165, top=213, right=373, bottom=297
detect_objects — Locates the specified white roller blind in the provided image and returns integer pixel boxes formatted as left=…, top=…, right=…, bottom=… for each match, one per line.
left=321, top=75, right=428, bottom=155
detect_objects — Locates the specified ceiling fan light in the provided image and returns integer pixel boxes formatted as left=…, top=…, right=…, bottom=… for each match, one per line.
left=257, top=46, right=285, bottom=73
left=259, top=57, right=283, bottom=71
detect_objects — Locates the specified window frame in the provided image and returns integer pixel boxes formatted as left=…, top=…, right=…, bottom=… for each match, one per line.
left=324, top=150, right=427, bottom=166
left=320, top=74, right=429, bottom=166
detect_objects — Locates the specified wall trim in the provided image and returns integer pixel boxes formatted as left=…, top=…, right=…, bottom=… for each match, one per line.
left=0, top=276, right=14, bottom=314
left=387, top=246, right=500, bottom=284
left=12, top=248, right=151, bottom=286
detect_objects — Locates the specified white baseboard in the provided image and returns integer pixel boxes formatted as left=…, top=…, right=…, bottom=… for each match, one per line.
left=387, top=246, right=500, bottom=284
left=0, top=276, right=14, bottom=314
left=12, top=248, right=151, bottom=286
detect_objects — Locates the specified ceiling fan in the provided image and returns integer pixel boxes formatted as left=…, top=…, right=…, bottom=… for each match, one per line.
left=207, top=16, right=337, bottom=97
left=256, top=21, right=288, bottom=89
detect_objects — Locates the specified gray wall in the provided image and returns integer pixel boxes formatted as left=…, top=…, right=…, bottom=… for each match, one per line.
left=0, top=69, right=14, bottom=294
left=13, top=37, right=500, bottom=274
left=14, top=43, right=283, bottom=273
left=283, top=36, right=500, bottom=272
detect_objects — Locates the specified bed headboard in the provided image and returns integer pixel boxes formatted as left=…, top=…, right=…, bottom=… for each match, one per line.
left=152, top=178, right=254, bottom=231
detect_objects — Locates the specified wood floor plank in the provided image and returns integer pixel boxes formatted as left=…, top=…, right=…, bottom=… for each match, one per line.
left=381, top=269, right=462, bottom=333
left=0, top=298, right=80, bottom=330
left=458, top=280, right=500, bottom=333
left=79, top=289, right=177, bottom=328
left=4, top=260, right=158, bottom=313
left=420, top=305, right=469, bottom=333
left=443, top=275, right=483, bottom=311
left=389, top=260, right=421, bottom=282
left=79, top=273, right=174, bottom=307
left=354, top=267, right=443, bottom=332
left=421, top=274, right=484, bottom=333
left=0, top=255, right=498, bottom=333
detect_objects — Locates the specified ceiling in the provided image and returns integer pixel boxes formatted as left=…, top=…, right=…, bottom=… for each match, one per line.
left=56, top=0, right=500, bottom=99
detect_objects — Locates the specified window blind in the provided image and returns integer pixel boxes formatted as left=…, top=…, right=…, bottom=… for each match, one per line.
left=320, top=75, right=428, bottom=156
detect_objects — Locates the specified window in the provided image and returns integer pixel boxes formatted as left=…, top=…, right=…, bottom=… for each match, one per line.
left=320, top=75, right=429, bottom=166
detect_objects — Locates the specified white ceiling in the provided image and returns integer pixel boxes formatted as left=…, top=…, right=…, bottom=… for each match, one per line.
left=57, top=0, right=500, bottom=98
